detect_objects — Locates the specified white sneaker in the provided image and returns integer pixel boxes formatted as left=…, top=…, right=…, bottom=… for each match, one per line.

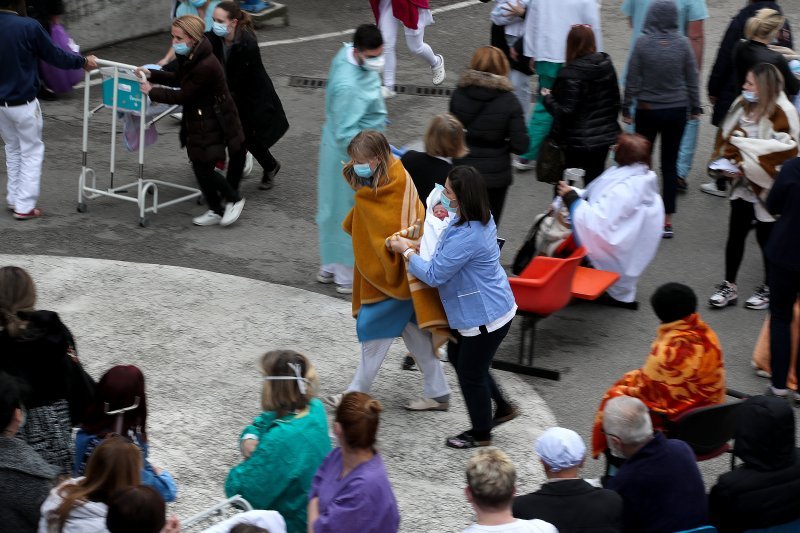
left=700, top=181, right=727, bottom=197
left=220, top=198, right=245, bottom=227
left=405, top=397, right=449, bottom=411
left=709, top=281, right=738, bottom=308
left=381, top=86, right=397, bottom=99
left=745, top=285, right=770, bottom=310
left=192, top=210, right=222, bottom=226
left=513, top=157, right=536, bottom=171
left=323, top=393, right=343, bottom=408
left=243, top=151, right=254, bottom=177
left=336, top=284, right=353, bottom=294
left=431, top=54, right=446, bottom=85
left=316, top=271, right=335, bottom=284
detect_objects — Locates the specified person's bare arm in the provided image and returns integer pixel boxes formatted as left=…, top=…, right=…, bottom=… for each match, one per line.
left=687, top=20, right=704, bottom=72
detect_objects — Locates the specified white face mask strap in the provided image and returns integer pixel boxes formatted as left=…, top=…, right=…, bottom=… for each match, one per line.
left=263, top=363, right=308, bottom=395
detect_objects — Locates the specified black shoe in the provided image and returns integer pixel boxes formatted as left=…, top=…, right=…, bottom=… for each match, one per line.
left=596, top=292, right=639, bottom=310
left=676, top=177, right=688, bottom=193
left=401, top=355, right=417, bottom=371
left=259, top=161, right=281, bottom=190
left=492, top=404, right=520, bottom=427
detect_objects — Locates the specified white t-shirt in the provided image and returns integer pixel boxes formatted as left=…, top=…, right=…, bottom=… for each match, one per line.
left=462, top=519, right=558, bottom=533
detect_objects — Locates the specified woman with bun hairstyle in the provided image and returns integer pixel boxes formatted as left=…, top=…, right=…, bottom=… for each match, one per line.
left=207, top=1, right=288, bottom=191
left=307, top=392, right=400, bottom=533
left=137, top=15, right=247, bottom=227
left=225, top=350, right=330, bottom=533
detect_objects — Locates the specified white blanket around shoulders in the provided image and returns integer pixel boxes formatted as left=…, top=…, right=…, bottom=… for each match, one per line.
left=571, top=163, right=664, bottom=303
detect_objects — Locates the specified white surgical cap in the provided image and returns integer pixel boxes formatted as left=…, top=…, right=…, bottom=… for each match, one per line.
left=535, top=427, right=586, bottom=472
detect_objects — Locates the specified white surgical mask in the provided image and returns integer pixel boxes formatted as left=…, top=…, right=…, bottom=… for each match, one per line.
left=363, top=55, right=386, bottom=73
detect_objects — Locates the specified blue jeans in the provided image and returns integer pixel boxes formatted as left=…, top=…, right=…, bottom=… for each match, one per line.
left=677, top=117, right=699, bottom=180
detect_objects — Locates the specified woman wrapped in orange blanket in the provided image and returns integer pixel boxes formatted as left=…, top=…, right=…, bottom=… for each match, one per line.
left=324, top=130, right=452, bottom=412
left=591, top=283, right=726, bottom=458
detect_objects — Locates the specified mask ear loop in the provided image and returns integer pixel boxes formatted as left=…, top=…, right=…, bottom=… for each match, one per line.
left=263, top=364, right=308, bottom=395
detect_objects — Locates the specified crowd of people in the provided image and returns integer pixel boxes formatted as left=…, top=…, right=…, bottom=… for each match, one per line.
left=3, top=0, right=800, bottom=531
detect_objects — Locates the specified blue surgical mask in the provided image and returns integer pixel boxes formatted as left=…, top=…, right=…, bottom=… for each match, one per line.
left=212, top=21, right=229, bottom=37
left=436, top=183, right=457, bottom=213
left=190, top=0, right=206, bottom=7
left=353, top=163, right=374, bottom=178
left=742, top=90, right=759, bottom=103
left=173, top=42, right=191, bottom=56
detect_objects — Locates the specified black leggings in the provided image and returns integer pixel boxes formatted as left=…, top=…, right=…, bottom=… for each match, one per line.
left=725, top=199, right=773, bottom=284
left=447, top=321, right=512, bottom=441
left=226, top=134, right=279, bottom=192
left=487, top=186, right=509, bottom=226
left=192, top=158, right=242, bottom=215
left=564, top=146, right=610, bottom=186
left=635, top=107, right=687, bottom=215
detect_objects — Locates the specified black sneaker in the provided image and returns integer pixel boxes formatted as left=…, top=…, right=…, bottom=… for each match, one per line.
left=402, top=355, right=417, bottom=371
left=259, top=161, right=281, bottom=190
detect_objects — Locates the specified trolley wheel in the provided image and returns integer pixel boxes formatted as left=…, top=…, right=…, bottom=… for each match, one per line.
left=77, top=202, right=88, bottom=213
left=139, top=217, right=149, bottom=228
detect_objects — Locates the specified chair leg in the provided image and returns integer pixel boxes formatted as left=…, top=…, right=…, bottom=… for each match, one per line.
left=492, top=315, right=560, bottom=380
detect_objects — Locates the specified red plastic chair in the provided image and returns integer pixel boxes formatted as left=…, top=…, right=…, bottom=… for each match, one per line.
left=492, top=247, right=586, bottom=381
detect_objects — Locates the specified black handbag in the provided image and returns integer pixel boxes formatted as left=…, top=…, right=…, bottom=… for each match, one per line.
left=536, top=135, right=566, bottom=184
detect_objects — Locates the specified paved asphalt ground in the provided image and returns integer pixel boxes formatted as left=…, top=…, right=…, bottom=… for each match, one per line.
left=2, top=0, right=800, bottom=509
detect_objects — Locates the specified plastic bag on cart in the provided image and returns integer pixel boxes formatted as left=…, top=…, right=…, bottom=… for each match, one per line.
left=119, top=64, right=174, bottom=152
left=121, top=100, right=174, bottom=152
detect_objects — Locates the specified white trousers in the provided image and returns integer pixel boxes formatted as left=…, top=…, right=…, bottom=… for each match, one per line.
left=347, top=321, right=451, bottom=399
left=378, top=0, right=438, bottom=88
left=0, top=100, right=44, bottom=213
left=320, top=263, right=353, bottom=286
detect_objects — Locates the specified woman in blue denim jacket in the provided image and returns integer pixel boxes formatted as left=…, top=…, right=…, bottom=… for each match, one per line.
left=389, top=165, right=519, bottom=449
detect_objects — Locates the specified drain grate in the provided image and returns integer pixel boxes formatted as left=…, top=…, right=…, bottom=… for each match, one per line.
left=288, top=76, right=454, bottom=98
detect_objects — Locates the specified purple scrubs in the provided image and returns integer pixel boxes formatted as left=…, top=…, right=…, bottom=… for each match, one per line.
left=309, top=448, right=400, bottom=533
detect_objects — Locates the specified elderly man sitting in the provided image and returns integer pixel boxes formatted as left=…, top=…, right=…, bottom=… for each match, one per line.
left=591, top=283, right=726, bottom=459
left=603, top=396, right=708, bottom=533
left=513, top=427, right=623, bottom=532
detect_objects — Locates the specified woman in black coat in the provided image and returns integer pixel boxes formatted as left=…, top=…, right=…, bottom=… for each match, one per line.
left=0, top=266, right=94, bottom=475
left=449, top=46, right=529, bottom=225
left=207, top=1, right=289, bottom=191
left=138, top=15, right=246, bottom=227
left=542, top=25, right=620, bottom=185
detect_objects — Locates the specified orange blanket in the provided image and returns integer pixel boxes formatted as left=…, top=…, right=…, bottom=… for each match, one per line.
left=591, top=313, right=726, bottom=458
left=343, top=157, right=450, bottom=338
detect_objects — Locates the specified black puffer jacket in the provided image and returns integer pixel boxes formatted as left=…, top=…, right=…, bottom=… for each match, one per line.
left=709, top=396, right=800, bottom=532
left=543, top=52, right=621, bottom=151
left=450, top=70, right=529, bottom=189
left=149, top=37, right=245, bottom=163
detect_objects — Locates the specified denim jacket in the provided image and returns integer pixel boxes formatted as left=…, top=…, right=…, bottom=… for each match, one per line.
left=408, top=216, right=515, bottom=330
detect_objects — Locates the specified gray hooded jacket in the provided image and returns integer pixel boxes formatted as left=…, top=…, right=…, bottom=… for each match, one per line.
left=623, top=0, right=701, bottom=116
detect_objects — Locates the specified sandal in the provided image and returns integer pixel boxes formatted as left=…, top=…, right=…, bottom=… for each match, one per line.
left=445, top=432, right=491, bottom=449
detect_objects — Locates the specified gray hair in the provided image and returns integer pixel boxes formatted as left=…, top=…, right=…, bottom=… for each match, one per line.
left=602, top=396, right=653, bottom=446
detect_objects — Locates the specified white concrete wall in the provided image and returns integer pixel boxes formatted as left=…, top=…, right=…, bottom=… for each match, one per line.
left=64, top=0, right=170, bottom=50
